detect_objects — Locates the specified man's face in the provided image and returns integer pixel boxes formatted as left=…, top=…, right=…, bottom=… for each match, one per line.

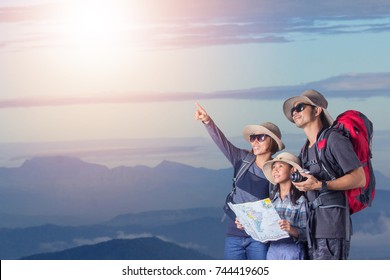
left=291, top=102, right=316, bottom=128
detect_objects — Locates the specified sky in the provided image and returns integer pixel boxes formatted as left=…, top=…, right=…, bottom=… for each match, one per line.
left=1, top=0, right=390, bottom=175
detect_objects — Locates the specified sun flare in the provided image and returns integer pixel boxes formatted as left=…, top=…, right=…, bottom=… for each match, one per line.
left=61, top=1, right=126, bottom=49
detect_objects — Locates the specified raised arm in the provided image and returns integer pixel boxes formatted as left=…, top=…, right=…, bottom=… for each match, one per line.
left=194, top=102, right=246, bottom=166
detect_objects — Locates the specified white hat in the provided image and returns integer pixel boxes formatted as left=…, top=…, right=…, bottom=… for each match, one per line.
left=263, top=152, right=303, bottom=184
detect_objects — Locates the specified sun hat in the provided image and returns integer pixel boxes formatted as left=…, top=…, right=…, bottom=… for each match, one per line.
left=263, top=152, right=303, bottom=185
left=283, top=89, right=333, bottom=127
left=242, top=122, right=285, bottom=151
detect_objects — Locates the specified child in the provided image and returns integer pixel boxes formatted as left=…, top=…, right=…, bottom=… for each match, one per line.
left=262, top=152, right=308, bottom=260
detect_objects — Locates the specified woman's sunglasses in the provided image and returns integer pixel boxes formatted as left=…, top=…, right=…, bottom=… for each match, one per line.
left=249, top=134, right=268, bottom=143
left=290, top=103, right=316, bottom=117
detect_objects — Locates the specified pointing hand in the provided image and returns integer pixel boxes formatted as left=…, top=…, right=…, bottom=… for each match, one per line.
left=194, top=102, right=211, bottom=124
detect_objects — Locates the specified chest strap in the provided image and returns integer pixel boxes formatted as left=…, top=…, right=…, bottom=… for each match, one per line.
left=309, top=191, right=346, bottom=210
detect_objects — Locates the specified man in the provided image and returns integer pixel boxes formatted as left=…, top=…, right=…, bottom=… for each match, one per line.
left=282, top=89, right=365, bottom=260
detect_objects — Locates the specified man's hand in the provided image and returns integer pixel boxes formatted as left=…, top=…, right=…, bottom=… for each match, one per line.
left=293, top=172, right=321, bottom=192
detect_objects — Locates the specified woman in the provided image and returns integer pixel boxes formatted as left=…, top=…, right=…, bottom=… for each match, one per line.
left=195, top=102, right=285, bottom=260
left=262, top=152, right=308, bottom=260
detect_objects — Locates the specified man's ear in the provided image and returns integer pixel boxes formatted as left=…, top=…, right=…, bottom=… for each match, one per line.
left=315, top=106, right=323, bottom=117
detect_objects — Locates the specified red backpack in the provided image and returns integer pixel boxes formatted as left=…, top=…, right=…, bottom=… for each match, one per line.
left=316, top=110, right=375, bottom=214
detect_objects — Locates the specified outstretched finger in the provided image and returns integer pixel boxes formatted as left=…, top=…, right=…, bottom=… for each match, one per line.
left=195, top=102, right=206, bottom=114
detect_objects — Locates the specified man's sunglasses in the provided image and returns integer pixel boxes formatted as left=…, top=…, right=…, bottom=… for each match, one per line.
left=249, top=134, right=268, bottom=143
left=290, top=103, right=316, bottom=117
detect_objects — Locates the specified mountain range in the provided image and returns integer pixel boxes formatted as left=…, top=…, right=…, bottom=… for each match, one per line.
left=0, top=207, right=227, bottom=260
left=0, top=156, right=232, bottom=226
left=0, top=201, right=389, bottom=260
left=20, top=237, right=213, bottom=260
left=0, top=156, right=389, bottom=260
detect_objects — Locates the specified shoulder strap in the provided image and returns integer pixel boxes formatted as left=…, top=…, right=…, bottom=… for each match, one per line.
left=221, top=153, right=256, bottom=222
left=234, top=153, right=256, bottom=182
left=315, top=128, right=340, bottom=180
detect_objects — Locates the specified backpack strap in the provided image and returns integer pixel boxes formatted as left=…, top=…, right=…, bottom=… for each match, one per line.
left=233, top=153, right=256, bottom=183
left=310, top=128, right=346, bottom=208
left=309, top=191, right=346, bottom=210
left=231, top=152, right=256, bottom=196
left=315, top=128, right=338, bottom=180
left=221, top=152, right=256, bottom=222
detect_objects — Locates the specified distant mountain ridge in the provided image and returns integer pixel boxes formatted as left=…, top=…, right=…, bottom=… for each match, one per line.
left=1, top=155, right=389, bottom=227
left=104, top=207, right=223, bottom=227
left=0, top=207, right=226, bottom=260
left=1, top=156, right=390, bottom=260
left=20, top=237, right=213, bottom=260
left=1, top=195, right=390, bottom=260
left=0, top=190, right=390, bottom=259
left=0, top=156, right=233, bottom=225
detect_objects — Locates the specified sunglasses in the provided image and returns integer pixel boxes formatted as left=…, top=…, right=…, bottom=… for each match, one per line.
left=290, top=103, right=316, bottom=117
left=249, top=134, right=268, bottom=143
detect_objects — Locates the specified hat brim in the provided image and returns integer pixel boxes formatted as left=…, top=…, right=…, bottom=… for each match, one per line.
left=283, top=96, right=333, bottom=126
left=263, top=158, right=303, bottom=185
left=242, top=125, right=285, bottom=151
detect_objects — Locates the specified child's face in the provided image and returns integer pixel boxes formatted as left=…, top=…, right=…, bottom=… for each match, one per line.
left=271, top=161, right=293, bottom=184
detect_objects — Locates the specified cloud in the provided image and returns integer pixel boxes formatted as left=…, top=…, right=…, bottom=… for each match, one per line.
left=39, top=231, right=205, bottom=254
left=306, top=73, right=390, bottom=92
left=0, top=72, right=389, bottom=109
left=116, top=232, right=206, bottom=251
left=72, top=236, right=112, bottom=247
left=353, top=214, right=390, bottom=246
left=0, top=3, right=60, bottom=23
left=115, top=232, right=154, bottom=240
left=2, top=0, right=390, bottom=51
left=39, top=240, right=69, bottom=253
left=71, top=232, right=187, bottom=247
left=38, top=232, right=153, bottom=253
left=0, top=136, right=204, bottom=161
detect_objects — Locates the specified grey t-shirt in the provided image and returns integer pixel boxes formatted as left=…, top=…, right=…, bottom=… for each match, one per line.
left=303, top=130, right=362, bottom=238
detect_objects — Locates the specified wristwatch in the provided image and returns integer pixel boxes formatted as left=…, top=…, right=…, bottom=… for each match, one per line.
left=321, top=180, right=328, bottom=193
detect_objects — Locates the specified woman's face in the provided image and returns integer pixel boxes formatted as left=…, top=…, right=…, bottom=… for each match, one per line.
left=250, top=134, right=272, bottom=156
left=271, top=161, right=293, bottom=184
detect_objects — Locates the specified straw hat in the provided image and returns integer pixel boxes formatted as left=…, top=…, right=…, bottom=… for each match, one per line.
left=263, top=152, right=303, bottom=184
left=283, top=89, right=333, bottom=127
left=242, top=122, right=285, bottom=151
